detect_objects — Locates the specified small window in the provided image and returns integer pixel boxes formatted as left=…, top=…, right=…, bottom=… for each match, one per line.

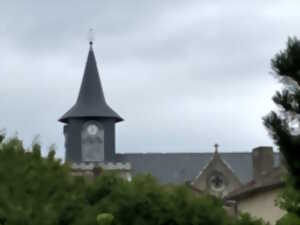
left=207, top=171, right=227, bottom=192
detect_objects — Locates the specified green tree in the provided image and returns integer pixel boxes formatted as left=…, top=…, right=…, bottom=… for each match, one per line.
left=0, top=136, right=87, bottom=225
left=276, top=213, right=300, bottom=225
left=234, top=214, right=269, bottom=225
left=264, top=37, right=300, bottom=188
left=0, top=135, right=266, bottom=225
left=96, top=213, right=114, bottom=225
left=263, top=37, right=300, bottom=224
left=0, top=130, right=5, bottom=144
left=273, top=177, right=300, bottom=225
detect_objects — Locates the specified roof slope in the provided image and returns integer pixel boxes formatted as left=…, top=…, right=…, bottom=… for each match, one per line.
left=225, top=167, right=285, bottom=200
left=59, top=43, right=123, bottom=123
left=115, top=152, right=273, bottom=184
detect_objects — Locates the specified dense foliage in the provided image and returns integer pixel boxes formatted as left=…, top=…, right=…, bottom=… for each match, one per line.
left=0, top=135, right=266, bottom=225
left=234, top=214, right=269, bottom=225
left=263, top=37, right=300, bottom=224
left=275, top=177, right=300, bottom=225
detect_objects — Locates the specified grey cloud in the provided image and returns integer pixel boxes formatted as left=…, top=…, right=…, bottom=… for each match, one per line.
left=1, top=0, right=300, bottom=159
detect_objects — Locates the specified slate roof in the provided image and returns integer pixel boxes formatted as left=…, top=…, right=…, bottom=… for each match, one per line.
left=59, top=43, right=123, bottom=123
left=115, top=152, right=280, bottom=184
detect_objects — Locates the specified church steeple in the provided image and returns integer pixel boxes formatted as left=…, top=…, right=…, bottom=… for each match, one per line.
left=59, top=42, right=123, bottom=123
left=60, top=41, right=123, bottom=163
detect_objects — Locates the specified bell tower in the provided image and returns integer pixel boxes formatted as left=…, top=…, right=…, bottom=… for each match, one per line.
left=59, top=41, right=123, bottom=163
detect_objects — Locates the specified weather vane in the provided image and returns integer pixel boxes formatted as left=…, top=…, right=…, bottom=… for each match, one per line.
left=88, top=28, right=94, bottom=46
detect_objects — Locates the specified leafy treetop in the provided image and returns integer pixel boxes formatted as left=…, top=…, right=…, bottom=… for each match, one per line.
left=0, top=136, right=267, bottom=225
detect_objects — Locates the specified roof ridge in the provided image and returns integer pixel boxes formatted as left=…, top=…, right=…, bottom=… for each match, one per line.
left=116, top=152, right=253, bottom=155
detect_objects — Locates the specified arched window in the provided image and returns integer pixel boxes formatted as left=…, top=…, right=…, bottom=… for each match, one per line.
left=81, top=121, right=104, bottom=162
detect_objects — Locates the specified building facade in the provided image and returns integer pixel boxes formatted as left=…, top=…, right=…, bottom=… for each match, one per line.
left=59, top=43, right=285, bottom=224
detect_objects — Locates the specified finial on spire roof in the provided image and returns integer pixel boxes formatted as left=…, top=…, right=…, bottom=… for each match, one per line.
left=214, top=143, right=219, bottom=153
left=88, top=28, right=94, bottom=46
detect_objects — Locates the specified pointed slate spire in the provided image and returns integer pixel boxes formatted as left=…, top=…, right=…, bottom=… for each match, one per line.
left=59, top=42, right=123, bottom=123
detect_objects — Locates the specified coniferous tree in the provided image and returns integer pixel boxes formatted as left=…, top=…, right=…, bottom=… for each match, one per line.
left=0, top=130, right=5, bottom=144
left=264, top=37, right=300, bottom=224
left=264, top=37, right=300, bottom=189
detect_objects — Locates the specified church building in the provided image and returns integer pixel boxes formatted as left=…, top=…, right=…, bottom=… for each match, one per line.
left=59, top=42, right=285, bottom=224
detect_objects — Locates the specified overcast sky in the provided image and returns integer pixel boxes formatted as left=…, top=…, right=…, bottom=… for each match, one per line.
left=1, top=0, right=300, bottom=159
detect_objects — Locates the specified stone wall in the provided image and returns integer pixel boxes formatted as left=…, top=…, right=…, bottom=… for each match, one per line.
left=70, top=162, right=132, bottom=181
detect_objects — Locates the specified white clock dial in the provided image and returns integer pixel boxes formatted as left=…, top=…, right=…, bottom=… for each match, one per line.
left=87, top=124, right=98, bottom=135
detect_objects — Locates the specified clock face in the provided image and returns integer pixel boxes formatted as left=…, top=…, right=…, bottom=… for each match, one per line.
left=87, top=124, right=99, bottom=136
left=82, top=122, right=104, bottom=162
